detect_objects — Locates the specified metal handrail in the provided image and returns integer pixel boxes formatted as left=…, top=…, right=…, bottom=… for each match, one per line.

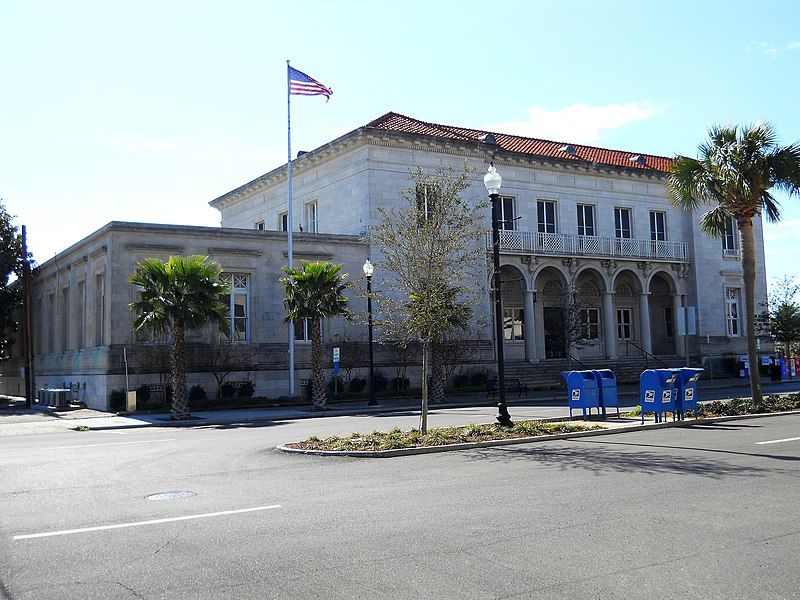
left=568, top=354, right=591, bottom=370
left=487, top=230, right=690, bottom=262
left=625, top=340, right=668, bottom=368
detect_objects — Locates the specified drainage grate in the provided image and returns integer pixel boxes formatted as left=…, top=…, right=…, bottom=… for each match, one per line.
left=145, top=491, right=198, bottom=501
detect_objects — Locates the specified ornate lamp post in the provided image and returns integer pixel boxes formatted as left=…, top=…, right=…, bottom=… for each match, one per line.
left=484, top=165, right=513, bottom=426
left=363, top=259, right=379, bottom=406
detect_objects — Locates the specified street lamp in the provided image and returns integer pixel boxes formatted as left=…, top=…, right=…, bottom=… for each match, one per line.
left=363, top=259, right=379, bottom=406
left=484, top=164, right=513, bottom=426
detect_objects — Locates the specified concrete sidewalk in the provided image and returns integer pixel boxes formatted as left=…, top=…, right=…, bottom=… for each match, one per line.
left=1, top=376, right=798, bottom=436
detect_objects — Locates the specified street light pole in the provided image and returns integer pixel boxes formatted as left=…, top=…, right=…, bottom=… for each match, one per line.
left=484, top=165, right=513, bottom=427
left=363, top=259, right=379, bottom=406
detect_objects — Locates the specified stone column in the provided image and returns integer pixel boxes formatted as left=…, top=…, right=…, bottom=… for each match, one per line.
left=639, top=292, right=652, bottom=354
left=603, top=291, right=617, bottom=359
left=673, top=293, right=684, bottom=356
left=523, top=290, right=537, bottom=363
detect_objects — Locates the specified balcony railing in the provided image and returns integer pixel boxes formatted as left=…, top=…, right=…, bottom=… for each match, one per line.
left=488, top=230, right=689, bottom=262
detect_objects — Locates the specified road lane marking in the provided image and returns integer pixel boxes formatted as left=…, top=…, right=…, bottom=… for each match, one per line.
left=13, top=504, right=282, bottom=540
left=41, top=439, right=176, bottom=451
left=756, top=436, right=800, bottom=445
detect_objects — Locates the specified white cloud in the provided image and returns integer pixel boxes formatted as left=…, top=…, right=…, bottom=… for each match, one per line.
left=483, top=101, right=661, bottom=144
left=786, top=41, right=800, bottom=50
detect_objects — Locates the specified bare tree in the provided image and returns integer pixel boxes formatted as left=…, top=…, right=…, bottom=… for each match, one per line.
left=369, top=164, right=486, bottom=432
left=204, top=341, right=258, bottom=397
left=327, top=332, right=367, bottom=385
left=434, top=328, right=481, bottom=391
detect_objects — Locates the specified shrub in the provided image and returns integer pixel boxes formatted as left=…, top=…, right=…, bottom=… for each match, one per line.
left=349, top=376, right=367, bottom=393
left=327, top=375, right=345, bottom=395
left=189, top=384, right=207, bottom=402
left=135, top=385, right=152, bottom=403
left=238, top=380, right=255, bottom=398
left=453, top=373, right=470, bottom=388
left=220, top=381, right=236, bottom=398
left=109, top=388, right=126, bottom=412
left=469, top=369, right=488, bottom=387
left=390, top=376, right=410, bottom=390
left=373, top=371, right=389, bottom=392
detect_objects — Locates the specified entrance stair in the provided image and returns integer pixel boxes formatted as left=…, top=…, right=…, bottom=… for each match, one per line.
left=504, top=355, right=694, bottom=391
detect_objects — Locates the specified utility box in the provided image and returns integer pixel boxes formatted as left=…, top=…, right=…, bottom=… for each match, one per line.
left=673, top=367, right=704, bottom=418
left=639, top=369, right=678, bottom=423
left=563, top=370, right=601, bottom=421
left=126, top=391, right=137, bottom=412
left=591, top=369, right=619, bottom=418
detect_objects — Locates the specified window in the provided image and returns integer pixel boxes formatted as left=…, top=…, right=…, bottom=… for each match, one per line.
left=616, top=308, right=632, bottom=340
left=614, top=207, right=632, bottom=239
left=94, top=273, right=105, bottom=347
left=254, top=220, right=265, bottom=231
left=76, top=280, right=85, bottom=349
left=664, top=306, right=673, bottom=338
left=577, top=204, right=595, bottom=236
left=61, top=287, right=70, bottom=351
left=220, top=273, right=249, bottom=342
left=725, top=288, right=740, bottom=336
left=503, top=308, right=524, bottom=341
left=294, top=318, right=315, bottom=342
left=650, top=211, right=666, bottom=241
left=537, top=200, right=557, bottom=234
left=48, top=293, right=56, bottom=353
left=497, top=196, right=516, bottom=231
left=305, top=202, right=318, bottom=233
left=278, top=212, right=288, bottom=232
left=415, top=184, right=439, bottom=222
left=723, top=217, right=739, bottom=255
left=579, top=308, right=601, bottom=340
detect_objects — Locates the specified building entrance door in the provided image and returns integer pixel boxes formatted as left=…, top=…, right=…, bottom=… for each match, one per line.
left=543, top=307, right=566, bottom=358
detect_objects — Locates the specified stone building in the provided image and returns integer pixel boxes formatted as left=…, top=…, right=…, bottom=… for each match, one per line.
left=0, top=112, right=768, bottom=408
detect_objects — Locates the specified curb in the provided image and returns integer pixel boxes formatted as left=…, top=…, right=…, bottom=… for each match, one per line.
left=276, top=409, right=800, bottom=458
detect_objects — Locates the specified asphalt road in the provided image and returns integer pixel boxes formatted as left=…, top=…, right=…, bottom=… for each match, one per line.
left=2, top=408, right=799, bottom=599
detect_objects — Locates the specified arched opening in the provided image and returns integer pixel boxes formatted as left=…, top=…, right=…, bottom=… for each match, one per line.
left=534, top=267, right=568, bottom=359
left=613, top=269, right=642, bottom=354
left=497, top=264, right=527, bottom=361
left=648, top=272, right=677, bottom=355
left=572, top=268, right=607, bottom=359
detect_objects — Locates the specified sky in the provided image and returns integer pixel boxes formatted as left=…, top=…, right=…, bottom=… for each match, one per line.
left=2, top=0, right=799, bottom=285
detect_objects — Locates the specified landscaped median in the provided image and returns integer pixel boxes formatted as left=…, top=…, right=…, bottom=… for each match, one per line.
left=278, top=392, right=800, bottom=458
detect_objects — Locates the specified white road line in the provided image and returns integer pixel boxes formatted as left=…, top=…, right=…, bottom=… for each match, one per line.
left=13, top=504, right=281, bottom=540
left=41, top=439, right=176, bottom=451
left=756, top=436, right=800, bottom=445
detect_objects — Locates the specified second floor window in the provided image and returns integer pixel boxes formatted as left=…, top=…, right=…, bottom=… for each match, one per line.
left=254, top=221, right=265, bottom=230
left=294, top=318, right=319, bottom=342
left=279, top=212, right=288, bottom=232
left=723, top=217, right=739, bottom=255
left=305, top=202, right=318, bottom=233
left=498, top=196, right=516, bottom=230
left=415, top=184, right=439, bottom=222
left=577, top=204, right=595, bottom=236
left=537, top=200, right=556, bottom=234
left=650, top=211, right=667, bottom=241
left=614, top=207, right=632, bottom=239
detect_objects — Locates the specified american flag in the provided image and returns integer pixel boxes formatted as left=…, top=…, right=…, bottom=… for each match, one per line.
left=288, top=66, right=333, bottom=100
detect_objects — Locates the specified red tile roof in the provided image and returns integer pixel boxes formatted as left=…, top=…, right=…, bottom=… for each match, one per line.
left=365, top=112, right=673, bottom=174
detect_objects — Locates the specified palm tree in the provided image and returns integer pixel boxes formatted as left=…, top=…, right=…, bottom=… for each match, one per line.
left=280, top=260, right=350, bottom=410
left=129, top=255, right=230, bottom=420
left=668, top=123, right=800, bottom=404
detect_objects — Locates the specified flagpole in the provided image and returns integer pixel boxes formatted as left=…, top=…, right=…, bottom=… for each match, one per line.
left=286, top=59, right=295, bottom=396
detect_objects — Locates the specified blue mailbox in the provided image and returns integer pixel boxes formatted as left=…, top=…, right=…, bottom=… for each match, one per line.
left=673, top=367, right=704, bottom=419
left=639, top=369, right=678, bottom=423
left=591, top=369, right=619, bottom=419
left=563, top=370, right=601, bottom=421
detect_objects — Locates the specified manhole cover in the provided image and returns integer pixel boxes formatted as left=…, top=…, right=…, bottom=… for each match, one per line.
left=145, top=491, right=198, bottom=501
